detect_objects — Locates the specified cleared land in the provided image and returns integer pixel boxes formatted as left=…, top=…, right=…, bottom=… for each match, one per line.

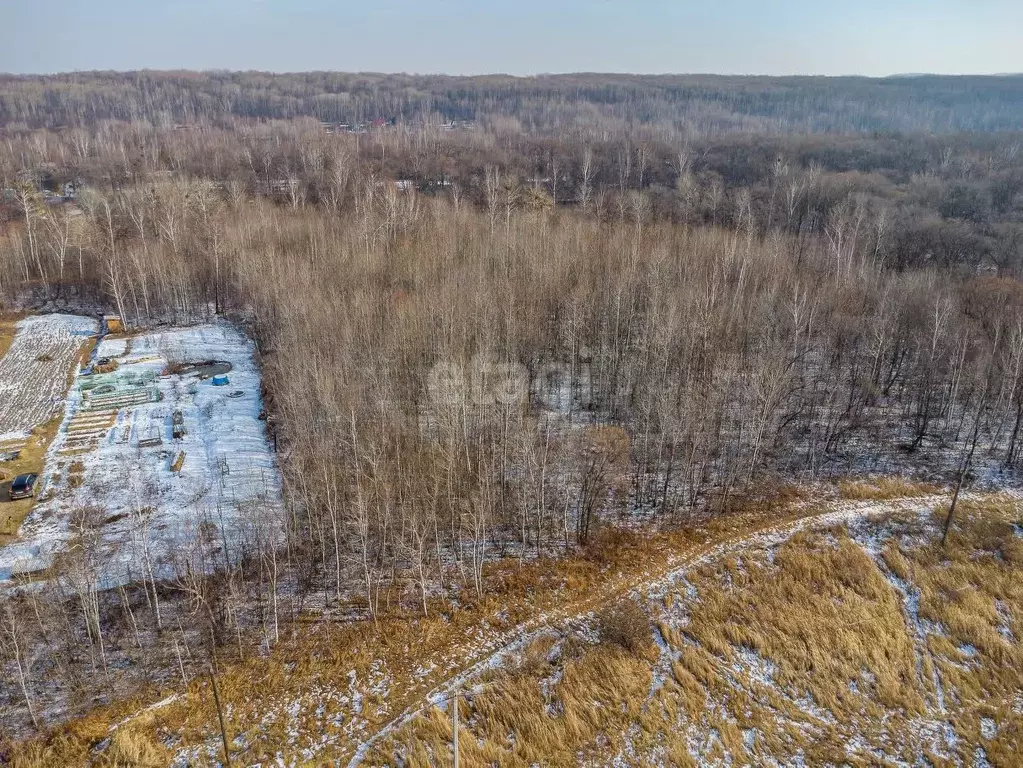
left=0, top=321, right=282, bottom=584
left=0, top=314, right=96, bottom=543
left=0, top=314, right=97, bottom=441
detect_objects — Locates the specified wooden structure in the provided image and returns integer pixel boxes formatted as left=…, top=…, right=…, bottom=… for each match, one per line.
left=102, top=315, right=124, bottom=334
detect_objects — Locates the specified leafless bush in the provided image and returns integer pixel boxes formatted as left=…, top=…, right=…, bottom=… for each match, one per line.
left=597, top=598, right=651, bottom=657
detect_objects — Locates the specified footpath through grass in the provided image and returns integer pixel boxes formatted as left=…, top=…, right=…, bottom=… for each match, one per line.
left=3, top=481, right=959, bottom=767
left=371, top=494, right=1023, bottom=767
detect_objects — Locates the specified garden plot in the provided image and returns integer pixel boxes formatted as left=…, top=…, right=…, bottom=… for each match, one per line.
left=0, top=322, right=282, bottom=586
left=0, top=314, right=97, bottom=442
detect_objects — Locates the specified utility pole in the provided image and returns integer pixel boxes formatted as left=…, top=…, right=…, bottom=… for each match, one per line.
left=943, top=330, right=998, bottom=546
left=209, top=666, right=231, bottom=767
left=943, top=406, right=983, bottom=546
left=452, top=687, right=459, bottom=768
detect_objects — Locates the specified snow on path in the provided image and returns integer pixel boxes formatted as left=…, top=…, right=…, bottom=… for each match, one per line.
left=648, top=624, right=682, bottom=703
left=876, top=553, right=947, bottom=712
left=344, top=492, right=963, bottom=767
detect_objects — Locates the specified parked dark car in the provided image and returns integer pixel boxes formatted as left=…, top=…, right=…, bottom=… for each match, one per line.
left=9, top=473, right=38, bottom=500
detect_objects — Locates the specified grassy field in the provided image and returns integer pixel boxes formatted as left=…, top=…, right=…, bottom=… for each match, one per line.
left=7, top=482, right=998, bottom=764
left=369, top=497, right=1023, bottom=766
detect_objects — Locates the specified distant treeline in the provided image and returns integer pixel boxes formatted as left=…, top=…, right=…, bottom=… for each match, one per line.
left=2, top=71, right=1023, bottom=134
left=3, top=114, right=1021, bottom=276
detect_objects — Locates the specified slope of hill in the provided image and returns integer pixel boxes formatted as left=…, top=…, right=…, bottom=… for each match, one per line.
left=7, top=485, right=1021, bottom=767
left=369, top=494, right=1022, bottom=767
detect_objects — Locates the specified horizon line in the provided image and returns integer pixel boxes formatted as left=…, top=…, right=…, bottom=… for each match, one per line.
left=3, top=69, right=1023, bottom=80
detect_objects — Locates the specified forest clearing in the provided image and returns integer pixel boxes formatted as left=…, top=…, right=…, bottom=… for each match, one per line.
left=0, top=321, right=281, bottom=585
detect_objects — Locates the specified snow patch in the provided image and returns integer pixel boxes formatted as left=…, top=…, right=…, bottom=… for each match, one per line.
left=0, top=322, right=282, bottom=588
left=0, top=314, right=97, bottom=439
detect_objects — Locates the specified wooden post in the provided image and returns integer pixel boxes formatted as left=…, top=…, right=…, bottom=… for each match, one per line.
left=209, top=667, right=231, bottom=767
left=452, top=688, right=459, bottom=768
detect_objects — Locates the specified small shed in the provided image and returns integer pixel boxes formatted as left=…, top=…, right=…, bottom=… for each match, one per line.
left=211, top=374, right=230, bottom=387
left=103, top=315, right=124, bottom=334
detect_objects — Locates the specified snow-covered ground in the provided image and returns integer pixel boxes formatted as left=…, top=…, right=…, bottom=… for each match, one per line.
left=0, top=322, right=282, bottom=587
left=0, top=314, right=97, bottom=442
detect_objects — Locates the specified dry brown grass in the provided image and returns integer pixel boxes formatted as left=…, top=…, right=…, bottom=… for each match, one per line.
left=0, top=311, right=28, bottom=361
left=597, top=598, right=654, bottom=658
left=712, top=480, right=809, bottom=517
left=368, top=498, right=1023, bottom=766
left=906, top=501, right=1023, bottom=762
left=9, top=726, right=167, bottom=768
left=94, top=729, right=170, bottom=768
left=7, top=488, right=1020, bottom=767
left=837, top=476, right=941, bottom=500
left=170, top=451, right=186, bottom=473
left=664, top=531, right=933, bottom=762
left=376, top=642, right=652, bottom=767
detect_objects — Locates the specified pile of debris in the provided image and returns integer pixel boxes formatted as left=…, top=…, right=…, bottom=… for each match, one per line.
left=164, top=360, right=233, bottom=379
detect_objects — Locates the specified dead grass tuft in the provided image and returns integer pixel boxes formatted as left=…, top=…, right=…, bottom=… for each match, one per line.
left=170, top=451, right=186, bottom=473
left=597, top=598, right=654, bottom=658
left=94, top=729, right=170, bottom=767
left=838, top=477, right=940, bottom=500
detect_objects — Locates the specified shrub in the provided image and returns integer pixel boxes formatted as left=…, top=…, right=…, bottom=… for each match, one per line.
left=597, top=598, right=651, bottom=657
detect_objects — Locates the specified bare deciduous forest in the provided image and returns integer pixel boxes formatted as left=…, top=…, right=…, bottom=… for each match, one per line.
left=2, top=72, right=1023, bottom=753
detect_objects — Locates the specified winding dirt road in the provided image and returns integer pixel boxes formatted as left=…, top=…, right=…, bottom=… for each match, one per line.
left=346, top=492, right=960, bottom=766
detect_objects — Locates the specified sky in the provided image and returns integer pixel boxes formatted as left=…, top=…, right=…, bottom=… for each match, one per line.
left=1, top=0, right=1021, bottom=76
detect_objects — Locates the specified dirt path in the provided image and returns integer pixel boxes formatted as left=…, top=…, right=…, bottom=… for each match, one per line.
left=346, top=492, right=955, bottom=766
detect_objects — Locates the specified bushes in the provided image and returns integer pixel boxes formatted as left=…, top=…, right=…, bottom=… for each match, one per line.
left=597, top=598, right=651, bottom=657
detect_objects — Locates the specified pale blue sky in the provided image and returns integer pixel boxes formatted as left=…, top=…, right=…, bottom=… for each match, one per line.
left=1, top=0, right=1021, bottom=75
